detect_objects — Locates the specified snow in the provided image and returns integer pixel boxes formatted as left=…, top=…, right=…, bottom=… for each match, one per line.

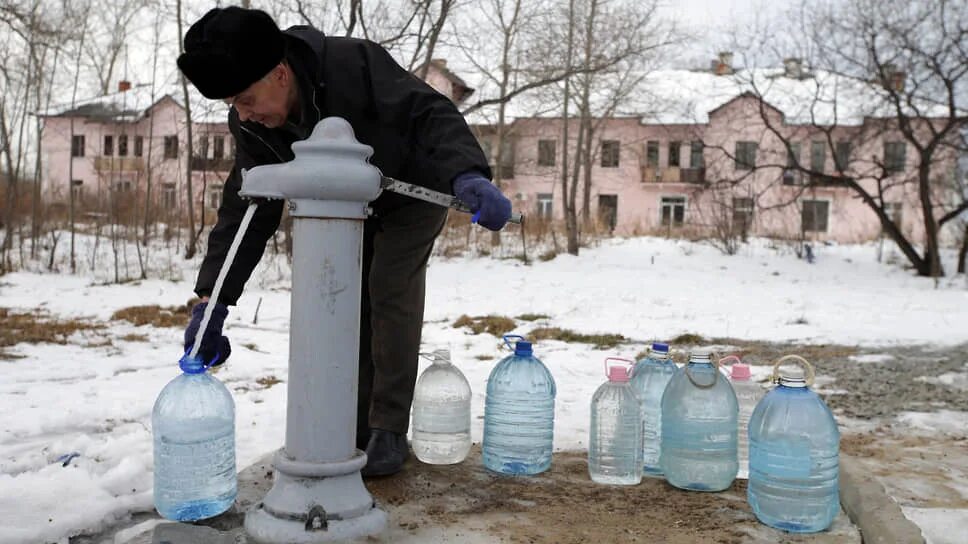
left=896, top=411, right=968, bottom=435
left=849, top=353, right=895, bottom=364
left=901, top=508, right=968, bottom=544
left=1, top=233, right=967, bottom=543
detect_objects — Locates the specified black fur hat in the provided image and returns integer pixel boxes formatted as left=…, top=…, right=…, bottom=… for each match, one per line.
left=176, top=7, right=285, bottom=99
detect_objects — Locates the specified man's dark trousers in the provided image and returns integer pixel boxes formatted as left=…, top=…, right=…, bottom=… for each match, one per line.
left=357, top=201, right=448, bottom=440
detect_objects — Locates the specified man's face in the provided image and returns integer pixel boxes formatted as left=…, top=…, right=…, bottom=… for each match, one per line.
left=224, top=64, right=291, bottom=128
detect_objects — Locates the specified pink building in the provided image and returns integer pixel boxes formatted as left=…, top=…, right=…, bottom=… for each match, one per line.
left=40, top=58, right=961, bottom=246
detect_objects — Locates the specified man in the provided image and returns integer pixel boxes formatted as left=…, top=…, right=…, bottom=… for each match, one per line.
left=177, top=6, right=511, bottom=477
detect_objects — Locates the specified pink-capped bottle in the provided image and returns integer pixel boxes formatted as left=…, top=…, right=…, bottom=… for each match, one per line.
left=588, top=358, right=643, bottom=485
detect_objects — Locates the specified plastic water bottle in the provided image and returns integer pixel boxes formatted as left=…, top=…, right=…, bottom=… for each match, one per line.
left=153, top=354, right=236, bottom=521
left=660, top=349, right=738, bottom=491
left=589, top=358, right=642, bottom=485
left=412, top=349, right=472, bottom=464
left=748, top=355, right=839, bottom=533
left=726, top=357, right=766, bottom=479
left=482, top=335, right=556, bottom=475
left=629, top=342, right=676, bottom=477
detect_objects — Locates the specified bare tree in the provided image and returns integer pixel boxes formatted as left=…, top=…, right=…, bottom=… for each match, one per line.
left=174, top=0, right=197, bottom=259
left=715, top=0, right=967, bottom=277
left=83, top=0, right=147, bottom=95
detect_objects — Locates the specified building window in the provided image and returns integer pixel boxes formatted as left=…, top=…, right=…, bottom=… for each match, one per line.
left=735, top=141, right=757, bottom=170
left=213, top=136, right=225, bottom=160
left=71, top=135, right=85, bottom=157
left=112, top=179, right=132, bottom=192
left=668, top=141, right=681, bottom=167
left=884, top=141, right=906, bottom=173
left=162, top=183, right=176, bottom=209
left=164, top=135, right=179, bottom=159
left=536, top=193, right=553, bottom=219
left=71, top=179, right=84, bottom=204
left=660, top=196, right=686, bottom=227
left=733, top=197, right=754, bottom=235
left=208, top=183, right=224, bottom=209
left=134, top=136, right=144, bottom=157
left=689, top=141, right=704, bottom=168
left=598, top=194, right=618, bottom=231
left=601, top=140, right=620, bottom=167
left=537, top=140, right=556, bottom=167
left=103, top=135, right=113, bottom=156
left=802, top=200, right=829, bottom=232
left=197, top=136, right=209, bottom=159
left=810, top=140, right=826, bottom=172
left=835, top=141, right=851, bottom=171
left=646, top=141, right=659, bottom=167
left=118, top=134, right=128, bottom=157
left=783, top=142, right=801, bottom=185
left=499, top=138, right=515, bottom=179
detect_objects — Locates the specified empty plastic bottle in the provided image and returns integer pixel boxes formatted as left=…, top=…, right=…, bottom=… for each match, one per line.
left=748, top=355, right=839, bottom=533
left=660, top=349, right=738, bottom=491
left=482, top=335, right=556, bottom=475
left=629, top=342, right=676, bottom=477
left=589, top=358, right=643, bottom=485
left=726, top=357, right=767, bottom=479
left=153, top=354, right=236, bottom=521
left=412, top=349, right=472, bottom=464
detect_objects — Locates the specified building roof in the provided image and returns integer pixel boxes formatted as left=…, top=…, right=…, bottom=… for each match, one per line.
left=38, top=82, right=230, bottom=124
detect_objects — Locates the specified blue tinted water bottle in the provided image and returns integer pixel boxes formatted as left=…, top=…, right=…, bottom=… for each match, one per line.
left=660, top=349, right=738, bottom=491
left=589, top=358, right=642, bottom=485
left=748, top=355, right=839, bottom=533
left=629, top=342, right=676, bottom=477
left=482, top=335, right=556, bottom=475
left=153, top=353, right=236, bottom=521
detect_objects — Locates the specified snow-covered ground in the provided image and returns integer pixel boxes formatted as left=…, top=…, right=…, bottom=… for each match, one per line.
left=0, top=233, right=966, bottom=543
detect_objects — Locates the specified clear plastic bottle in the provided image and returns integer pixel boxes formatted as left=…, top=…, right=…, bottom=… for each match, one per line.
left=153, top=354, right=236, bottom=521
left=660, top=349, right=738, bottom=492
left=629, top=342, right=676, bottom=477
left=482, top=335, right=556, bottom=475
left=589, top=358, right=643, bottom=485
left=728, top=360, right=766, bottom=479
left=412, top=349, right=472, bottom=465
left=748, top=356, right=839, bottom=533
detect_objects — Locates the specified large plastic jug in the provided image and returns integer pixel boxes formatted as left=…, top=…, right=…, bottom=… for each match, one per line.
left=748, top=355, right=840, bottom=533
left=726, top=356, right=766, bottom=479
left=482, top=335, right=556, bottom=475
left=589, top=358, right=642, bottom=485
left=629, top=342, right=676, bottom=477
left=660, top=349, right=738, bottom=491
left=412, top=349, right=472, bottom=464
left=153, top=354, right=236, bottom=521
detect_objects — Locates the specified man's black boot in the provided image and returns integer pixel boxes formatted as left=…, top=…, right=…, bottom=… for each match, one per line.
left=361, top=429, right=409, bottom=477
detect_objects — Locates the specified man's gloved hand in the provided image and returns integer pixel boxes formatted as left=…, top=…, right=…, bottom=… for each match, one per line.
left=184, top=302, right=231, bottom=366
left=453, top=171, right=512, bottom=231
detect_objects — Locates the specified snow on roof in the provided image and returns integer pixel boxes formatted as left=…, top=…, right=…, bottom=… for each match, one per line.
left=38, top=79, right=230, bottom=125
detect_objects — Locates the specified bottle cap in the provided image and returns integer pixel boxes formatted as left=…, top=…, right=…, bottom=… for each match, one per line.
left=514, top=341, right=533, bottom=356
left=689, top=348, right=712, bottom=362
left=652, top=342, right=670, bottom=353
left=779, top=366, right=807, bottom=387
left=179, top=352, right=209, bottom=374
left=730, top=362, right=752, bottom=380
left=607, top=365, right=630, bottom=382
left=433, top=349, right=451, bottom=363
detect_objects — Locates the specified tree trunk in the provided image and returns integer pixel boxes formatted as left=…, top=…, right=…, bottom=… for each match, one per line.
left=561, top=0, right=578, bottom=256
left=176, top=0, right=197, bottom=259
left=917, top=161, right=943, bottom=277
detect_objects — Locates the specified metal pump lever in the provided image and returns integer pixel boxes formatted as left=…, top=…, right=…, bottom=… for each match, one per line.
left=380, top=176, right=524, bottom=225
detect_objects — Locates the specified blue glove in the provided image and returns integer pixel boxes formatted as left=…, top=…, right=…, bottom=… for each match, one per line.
left=184, top=302, right=231, bottom=366
left=452, top=171, right=512, bottom=231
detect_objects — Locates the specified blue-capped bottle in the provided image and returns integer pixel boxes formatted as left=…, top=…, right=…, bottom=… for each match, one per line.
left=482, top=335, right=556, bottom=475
left=748, top=355, right=839, bottom=533
left=589, top=358, right=642, bottom=485
left=152, top=353, right=236, bottom=521
left=629, top=342, right=676, bottom=477
left=660, top=349, right=738, bottom=491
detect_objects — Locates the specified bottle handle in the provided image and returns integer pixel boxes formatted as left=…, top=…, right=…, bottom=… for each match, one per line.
left=718, top=355, right=742, bottom=367
left=771, top=354, right=815, bottom=386
left=684, top=352, right=720, bottom=389
left=604, top=357, right=635, bottom=378
left=502, top=334, right=526, bottom=350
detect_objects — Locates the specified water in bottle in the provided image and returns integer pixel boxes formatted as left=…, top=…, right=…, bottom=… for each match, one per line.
left=589, top=358, right=642, bottom=485
left=482, top=335, right=556, bottom=475
left=629, top=342, right=676, bottom=477
left=412, top=349, right=472, bottom=464
left=153, top=354, right=236, bottom=521
left=660, top=349, right=738, bottom=491
left=728, top=359, right=766, bottom=479
left=748, top=355, right=840, bottom=533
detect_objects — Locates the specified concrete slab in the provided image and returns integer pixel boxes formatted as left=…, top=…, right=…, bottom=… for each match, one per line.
left=103, top=447, right=862, bottom=544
